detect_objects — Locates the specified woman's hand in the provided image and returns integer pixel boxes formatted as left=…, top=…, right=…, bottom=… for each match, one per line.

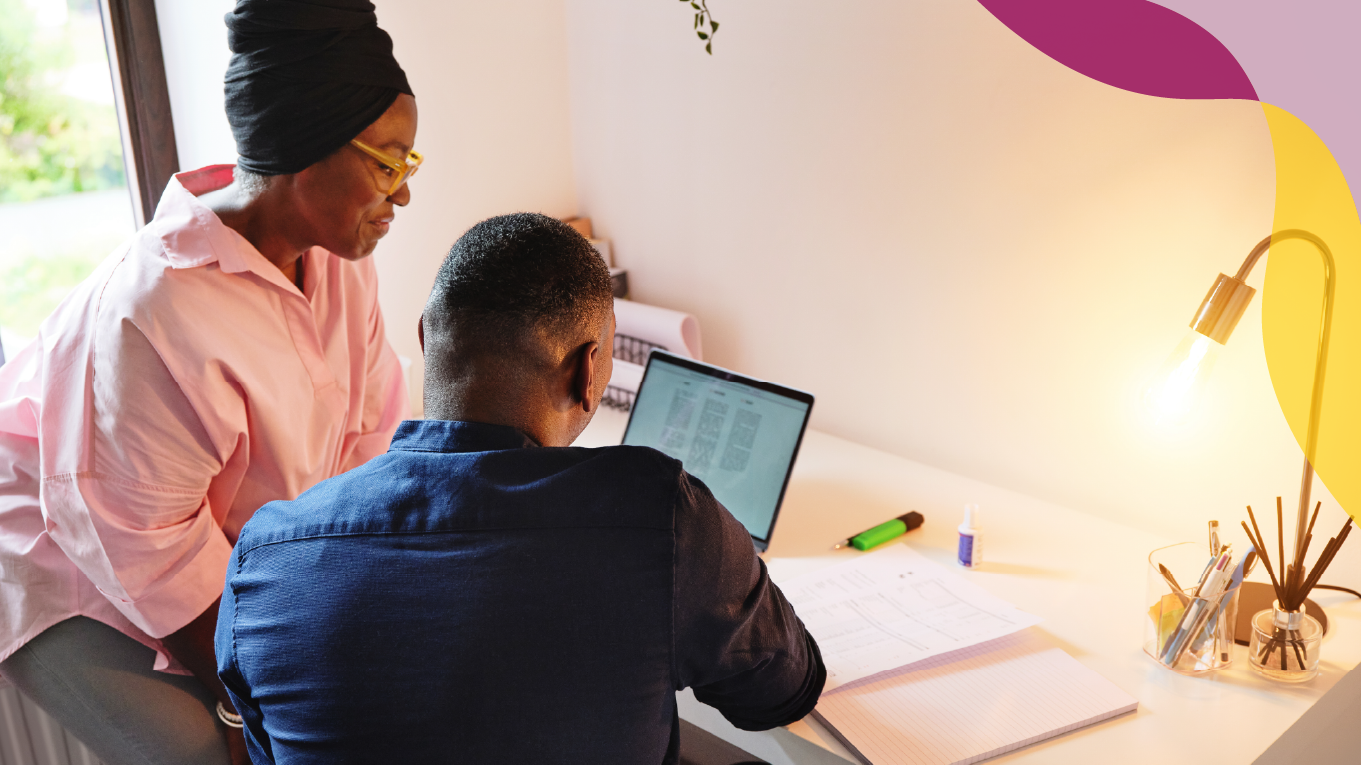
left=161, top=598, right=252, bottom=763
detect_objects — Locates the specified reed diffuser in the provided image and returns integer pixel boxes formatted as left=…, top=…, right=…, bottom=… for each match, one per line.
left=1240, top=498, right=1353, bottom=682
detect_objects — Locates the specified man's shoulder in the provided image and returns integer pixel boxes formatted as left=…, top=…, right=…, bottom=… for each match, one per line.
left=232, top=443, right=693, bottom=557
left=553, top=443, right=684, bottom=484
left=478, top=443, right=692, bottom=523
left=580, top=448, right=737, bottom=542
left=231, top=449, right=411, bottom=554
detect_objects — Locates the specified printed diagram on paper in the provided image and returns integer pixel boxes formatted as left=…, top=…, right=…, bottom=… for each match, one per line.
left=780, top=545, right=1042, bottom=691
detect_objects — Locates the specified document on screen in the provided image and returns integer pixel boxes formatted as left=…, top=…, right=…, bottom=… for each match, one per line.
left=625, top=360, right=809, bottom=538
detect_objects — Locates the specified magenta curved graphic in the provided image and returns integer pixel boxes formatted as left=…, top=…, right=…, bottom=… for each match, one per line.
left=978, top=0, right=1256, bottom=101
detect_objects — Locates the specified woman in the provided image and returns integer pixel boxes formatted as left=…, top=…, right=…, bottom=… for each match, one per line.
left=0, top=2, right=417, bottom=762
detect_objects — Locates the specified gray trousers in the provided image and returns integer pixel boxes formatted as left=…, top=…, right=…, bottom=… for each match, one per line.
left=0, top=617, right=231, bottom=765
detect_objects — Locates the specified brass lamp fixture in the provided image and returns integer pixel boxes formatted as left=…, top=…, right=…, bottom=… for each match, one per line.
left=1145, top=229, right=1335, bottom=564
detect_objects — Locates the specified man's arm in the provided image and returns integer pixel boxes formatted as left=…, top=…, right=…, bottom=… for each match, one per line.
left=672, top=472, right=826, bottom=730
left=162, top=599, right=249, bottom=764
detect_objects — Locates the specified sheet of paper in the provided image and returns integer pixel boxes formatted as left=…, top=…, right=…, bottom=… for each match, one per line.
left=780, top=544, right=1042, bottom=691
left=606, top=358, right=644, bottom=393
left=811, top=629, right=1139, bottom=765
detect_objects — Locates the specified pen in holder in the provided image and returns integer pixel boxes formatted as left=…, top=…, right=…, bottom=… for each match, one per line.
left=1143, top=542, right=1241, bottom=673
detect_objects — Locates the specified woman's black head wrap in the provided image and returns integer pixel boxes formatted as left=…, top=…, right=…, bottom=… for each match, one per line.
left=224, top=0, right=413, bottom=176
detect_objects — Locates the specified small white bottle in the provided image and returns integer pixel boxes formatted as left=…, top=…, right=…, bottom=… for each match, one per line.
left=958, top=504, right=982, bottom=568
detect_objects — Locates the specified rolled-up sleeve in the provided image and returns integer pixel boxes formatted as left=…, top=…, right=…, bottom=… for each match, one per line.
left=673, top=472, right=826, bottom=730
left=41, top=317, right=231, bottom=639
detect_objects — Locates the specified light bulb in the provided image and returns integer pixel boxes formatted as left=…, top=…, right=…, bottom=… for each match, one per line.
left=1143, top=329, right=1223, bottom=425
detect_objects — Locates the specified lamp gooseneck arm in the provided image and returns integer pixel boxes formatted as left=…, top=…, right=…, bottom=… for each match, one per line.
left=1234, top=235, right=1274, bottom=282
left=1233, top=230, right=1336, bottom=566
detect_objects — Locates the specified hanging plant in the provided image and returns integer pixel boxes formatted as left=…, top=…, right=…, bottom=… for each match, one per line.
left=677, top=0, right=720, bottom=54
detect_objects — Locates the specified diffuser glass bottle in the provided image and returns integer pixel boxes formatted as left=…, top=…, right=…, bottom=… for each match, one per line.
left=1248, top=602, right=1322, bottom=682
left=1239, top=498, right=1351, bottom=684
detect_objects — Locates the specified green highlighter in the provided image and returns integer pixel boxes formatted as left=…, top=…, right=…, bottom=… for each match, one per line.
left=834, top=512, right=925, bottom=551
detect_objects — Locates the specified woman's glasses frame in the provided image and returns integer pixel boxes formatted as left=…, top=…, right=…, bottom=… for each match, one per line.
left=350, top=139, right=423, bottom=196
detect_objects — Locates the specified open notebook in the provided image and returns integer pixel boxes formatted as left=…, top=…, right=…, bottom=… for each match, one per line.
left=812, top=629, right=1138, bottom=765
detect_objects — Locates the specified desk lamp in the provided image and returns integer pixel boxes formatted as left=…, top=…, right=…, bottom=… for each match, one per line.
left=1145, top=230, right=1342, bottom=676
left=1145, top=229, right=1334, bottom=558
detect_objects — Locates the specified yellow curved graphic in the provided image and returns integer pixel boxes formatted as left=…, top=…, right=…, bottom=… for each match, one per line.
left=1261, top=104, right=1361, bottom=522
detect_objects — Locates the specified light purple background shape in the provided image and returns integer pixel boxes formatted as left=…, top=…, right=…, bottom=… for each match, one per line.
left=1156, top=0, right=1361, bottom=192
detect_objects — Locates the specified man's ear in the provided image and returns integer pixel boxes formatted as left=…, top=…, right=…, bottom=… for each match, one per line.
left=573, top=341, right=599, bottom=413
left=418, top=315, right=425, bottom=355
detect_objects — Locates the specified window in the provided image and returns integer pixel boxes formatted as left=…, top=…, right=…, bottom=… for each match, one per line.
left=0, top=0, right=176, bottom=358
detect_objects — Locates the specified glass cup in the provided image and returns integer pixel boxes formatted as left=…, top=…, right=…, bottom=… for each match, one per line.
left=1248, top=602, right=1321, bottom=682
left=1144, top=542, right=1239, bottom=673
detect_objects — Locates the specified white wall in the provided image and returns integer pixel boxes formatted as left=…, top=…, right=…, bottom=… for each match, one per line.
left=153, top=0, right=580, bottom=414
left=562, top=0, right=1339, bottom=543
left=153, top=0, right=236, bottom=172
left=376, top=0, right=578, bottom=412
left=153, top=0, right=1352, bottom=550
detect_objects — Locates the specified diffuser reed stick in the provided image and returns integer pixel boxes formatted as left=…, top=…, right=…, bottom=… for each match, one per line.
left=1243, top=499, right=1352, bottom=673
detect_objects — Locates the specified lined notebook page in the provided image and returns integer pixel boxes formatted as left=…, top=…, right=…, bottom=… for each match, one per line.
left=811, top=629, right=1138, bottom=765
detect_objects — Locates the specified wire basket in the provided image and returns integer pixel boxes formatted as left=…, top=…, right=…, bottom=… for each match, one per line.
left=604, top=332, right=667, bottom=412
left=602, top=386, right=636, bottom=411
left=613, top=333, right=666, bottom=366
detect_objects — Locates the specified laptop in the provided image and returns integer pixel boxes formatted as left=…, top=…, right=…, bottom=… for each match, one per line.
left=622, top=351, right=814, bottom=551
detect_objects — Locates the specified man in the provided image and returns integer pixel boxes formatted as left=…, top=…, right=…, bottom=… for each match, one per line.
left=215, top=213, right=825, bottom=763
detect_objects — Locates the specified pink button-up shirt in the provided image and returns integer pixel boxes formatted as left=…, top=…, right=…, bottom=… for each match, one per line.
left=0, top=166, right=407, bottom=670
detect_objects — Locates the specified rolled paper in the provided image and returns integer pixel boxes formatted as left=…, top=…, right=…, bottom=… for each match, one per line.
left=614, top=298, right=703, bottom=362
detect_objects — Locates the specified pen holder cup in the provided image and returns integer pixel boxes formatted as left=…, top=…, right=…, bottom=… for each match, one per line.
left=1143, top=542, right=1239, bottom=673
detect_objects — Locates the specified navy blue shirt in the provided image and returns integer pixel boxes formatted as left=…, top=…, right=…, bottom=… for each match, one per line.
left=216, top=419, right=825, bottom=764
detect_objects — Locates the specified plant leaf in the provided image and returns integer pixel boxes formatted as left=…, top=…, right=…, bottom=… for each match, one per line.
left=697, top=31, right=708, bottom=40
left=710, top=20, right=719, bottom=32
left=706, top=41, right=712, bottom=54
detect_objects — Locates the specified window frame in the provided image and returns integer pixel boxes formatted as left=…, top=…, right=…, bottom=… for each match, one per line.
left=98, top=0, right=179, bottom=228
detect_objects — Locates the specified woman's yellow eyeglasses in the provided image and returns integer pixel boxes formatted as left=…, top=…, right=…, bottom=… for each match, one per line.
left=350, top=139, right=423, bottom=196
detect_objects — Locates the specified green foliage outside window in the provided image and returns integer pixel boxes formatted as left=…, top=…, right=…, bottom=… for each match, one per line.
left=0, top=0, right=125, bottom=203
left=0, top=0, right=128, bottom=340
left=0, top=249, right=107, bottom=337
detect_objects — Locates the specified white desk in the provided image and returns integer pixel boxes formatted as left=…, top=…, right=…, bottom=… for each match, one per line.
left=575, top=406, right=1361, bottom=764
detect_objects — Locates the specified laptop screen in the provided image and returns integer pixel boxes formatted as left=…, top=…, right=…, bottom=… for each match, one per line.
left=622, top=352, right=814, bottom=550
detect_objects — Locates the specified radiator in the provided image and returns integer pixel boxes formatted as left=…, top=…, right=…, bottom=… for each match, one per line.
left=0, top=686, right=102, bottom=765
